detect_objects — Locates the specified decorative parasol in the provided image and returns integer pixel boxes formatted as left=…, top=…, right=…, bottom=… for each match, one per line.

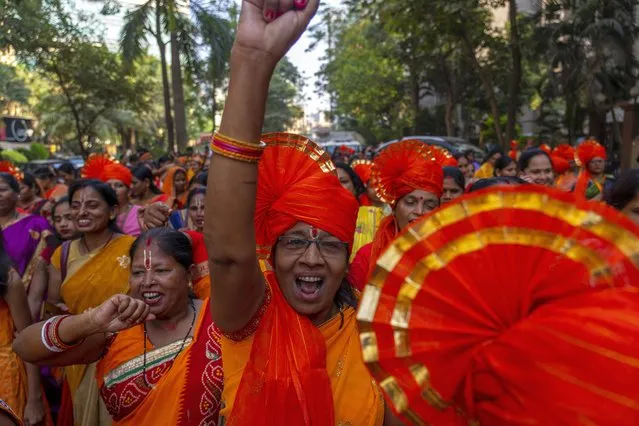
left=358, top=185, right=639, bottom=425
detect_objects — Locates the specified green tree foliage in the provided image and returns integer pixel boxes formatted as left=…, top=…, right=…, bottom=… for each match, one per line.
left=317, top=18, right=411, bottom=144
left=0, top=64, right=30, bottom=114
left=532, top=0, right=639, bottom=144
left=263, top=58, right=304, bottom=133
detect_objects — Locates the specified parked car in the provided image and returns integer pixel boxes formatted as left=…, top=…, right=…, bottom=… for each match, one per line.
left=377, top=136, right=485, bottom=162
left=23, top=157, right=84, bottom=173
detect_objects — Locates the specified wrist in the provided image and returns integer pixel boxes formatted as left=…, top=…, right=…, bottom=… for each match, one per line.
left=230, top=45, right=278, bottom=74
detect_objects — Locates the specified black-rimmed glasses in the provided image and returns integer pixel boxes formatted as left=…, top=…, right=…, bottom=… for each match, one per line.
left=277, top=236, right=348, bottom=258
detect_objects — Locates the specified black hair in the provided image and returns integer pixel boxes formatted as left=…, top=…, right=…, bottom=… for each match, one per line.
left=485, top=148, right=503, bottom=162
left=443, top=166, right=465, bottom=190
left=158, top=155, right=172, bottom=166
left=606, top=169, right=639, bottom=211
left=130, top=228, right=193, bottom=271
left=186, top=187, right=206, bottom=208
left=57, top=162, right=76, bottom=175
left=468, top=176, right=528, bottom=192
left=51, top=196, right=70, bottom=218
left=494, top=156, right=515, bottom=176
left=129, top=154, right=139, bottom=163
left=0, top=173, right=20, bottom=193
left=132, top=165, right=162, bottom=195
left=68, top=179, right=121, bottom=233
left=34, top=166, right=56, bottom=179
left=0, top=233, right=12, bottom=297
left=335, top=162, right=366, bottom=199
left=454, top=152, right=468, bottom=162
left=189, top=171, right=208, bottom=188
left=22, top=172, right=38, bottom=190
left=518, top=148, right=552, bottom=171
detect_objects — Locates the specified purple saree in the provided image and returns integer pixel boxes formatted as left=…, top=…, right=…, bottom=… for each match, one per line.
left=3, top=215, right=53, bottom=287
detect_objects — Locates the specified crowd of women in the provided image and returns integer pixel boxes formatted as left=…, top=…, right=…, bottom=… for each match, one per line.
left=0, top=0, right=638, bottom=425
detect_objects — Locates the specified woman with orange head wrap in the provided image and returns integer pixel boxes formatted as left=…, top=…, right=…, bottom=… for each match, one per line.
left=348, top=140, right=444, bottom=291
left=160, top=166, right=188, bottom=209
left=552, top=143, right=577, bottom=191
left=202, top=2, right=391, bottom=423
left=101, top=163, right=141, bottom=236
left=574, top=140, right=615, bottom=200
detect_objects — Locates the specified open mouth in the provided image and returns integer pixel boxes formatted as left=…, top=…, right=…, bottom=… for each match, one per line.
left=77, top=219, right=92, bottom=227
left=142, top=291, right=163, bottom=305
left=295, top=275, right=324, bottom=301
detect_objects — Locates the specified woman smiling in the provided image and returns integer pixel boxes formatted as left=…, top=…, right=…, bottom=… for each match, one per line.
left=12, top=228, right=223, bottom=425
left=46, top=180, right=134, bottom=426
left=348, top=140, right=444, bottom=291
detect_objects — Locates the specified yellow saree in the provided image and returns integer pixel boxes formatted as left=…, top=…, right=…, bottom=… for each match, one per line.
left=51, top=235, right=134, bottom=426
left=351, top=206, right=389, bottom=263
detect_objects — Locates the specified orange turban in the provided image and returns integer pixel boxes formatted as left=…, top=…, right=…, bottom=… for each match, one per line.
left=255, top=133, right=359, bottom=253
left=367, top=140, right=445, bottom=279
left=552, top=143, right=575, bottom=161
left=575, top=140, right=607, bottom=198
left=81, top=154, right=114, bottom=180
left=373, top=140, right=444, bottom=203
left=0, top=161, right=23, bottom=181
left=101, top=163, right=132, bottom=187
left=351, top=159, right=374, bottom=184
left=232, top=133, right=359, bottom=426
left=359, top=185, right=639, bottom=425
left=576, top=139, right=607, bottom=166
left=550, top=155, right=570, bottom=175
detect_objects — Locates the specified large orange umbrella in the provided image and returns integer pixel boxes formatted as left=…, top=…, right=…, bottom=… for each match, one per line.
left=358, top=185, right=639, bottom=425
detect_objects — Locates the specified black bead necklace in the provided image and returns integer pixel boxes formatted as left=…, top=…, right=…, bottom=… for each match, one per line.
left=142, top=298, right=196, bottom=388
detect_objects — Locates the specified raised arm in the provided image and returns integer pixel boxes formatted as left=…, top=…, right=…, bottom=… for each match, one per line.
left=204, top=0, right=319, bottom=332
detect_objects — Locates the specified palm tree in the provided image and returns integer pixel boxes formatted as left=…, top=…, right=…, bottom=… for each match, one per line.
left=121, top=0, right=176, bottom=152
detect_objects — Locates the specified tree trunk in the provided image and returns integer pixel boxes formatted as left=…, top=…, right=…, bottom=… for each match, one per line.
left=506, top=0, right=521, bottom=143
left=445, top=89, right=455, bottom=137
left=460, top=29, right=505, bottom=148
left=156, top=0, right=175, bottom=153
left=171, top=30, right=188, bottom=153
left=410, top=65, right=421, bottom=133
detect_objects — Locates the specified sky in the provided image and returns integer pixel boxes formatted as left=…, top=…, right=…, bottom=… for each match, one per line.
left=287, top=0, right=343, bottom=116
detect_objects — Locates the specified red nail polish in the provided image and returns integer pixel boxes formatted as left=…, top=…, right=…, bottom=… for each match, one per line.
left=294, top=0, right=306, bottom=9
left=265, top=9, right=275, bottom=21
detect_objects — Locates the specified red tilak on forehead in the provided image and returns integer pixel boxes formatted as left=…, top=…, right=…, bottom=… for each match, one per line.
left=144, top=238, right=152, bottom=271
left=309, top=226, right=319, bottom=240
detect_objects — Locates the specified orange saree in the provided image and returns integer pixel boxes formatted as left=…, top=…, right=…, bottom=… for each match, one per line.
left=95, top=299, right=223, bottom=425
left=51, top=235, right=134, bottom=426
left=0, top=300, right=26, bottom=419
left=220, top=274, right=384, bottom=426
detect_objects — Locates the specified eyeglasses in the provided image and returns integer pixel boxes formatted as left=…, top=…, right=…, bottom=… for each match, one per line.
left=277, top=236, right=348, bottom=258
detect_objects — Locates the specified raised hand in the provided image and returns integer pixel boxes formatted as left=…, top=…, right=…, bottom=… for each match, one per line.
left=88, top=294, right=154, bottom=334
left=234, top=0, right=320, bottom=66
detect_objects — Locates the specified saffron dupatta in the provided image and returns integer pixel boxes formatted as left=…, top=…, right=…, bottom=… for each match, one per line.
left=96, top=299, right=223, bottom=425
left=221, top=273, right=384, bottom=426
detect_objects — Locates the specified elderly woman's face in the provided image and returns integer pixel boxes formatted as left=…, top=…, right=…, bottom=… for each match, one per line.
left=274, top=222, right=348, bottom=325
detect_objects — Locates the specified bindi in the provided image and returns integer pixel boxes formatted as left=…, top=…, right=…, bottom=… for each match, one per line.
left=309, top=226, right=320, bottom=240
